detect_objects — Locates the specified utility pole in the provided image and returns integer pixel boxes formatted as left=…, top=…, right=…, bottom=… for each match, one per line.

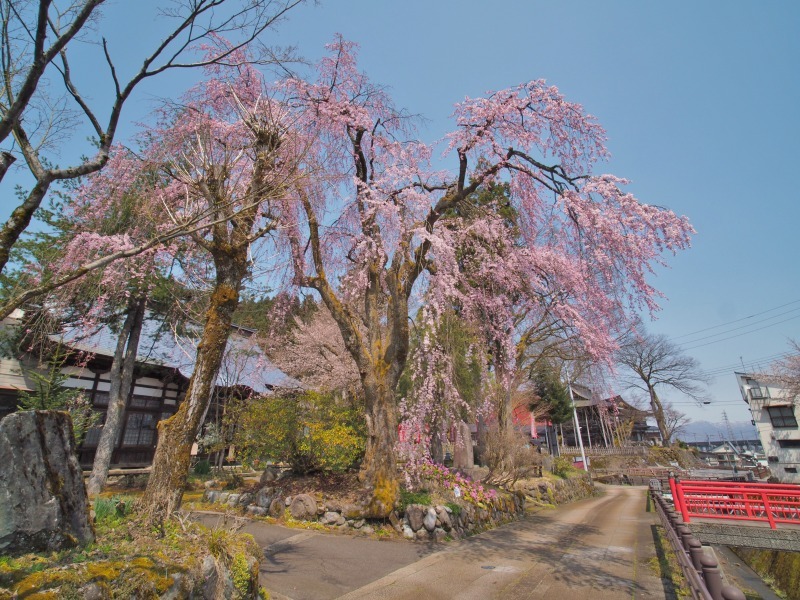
left=568, top=383, right=589, bottom=472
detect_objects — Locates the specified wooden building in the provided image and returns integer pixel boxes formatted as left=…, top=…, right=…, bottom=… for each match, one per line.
left=0, top=311, right=300, bottom=468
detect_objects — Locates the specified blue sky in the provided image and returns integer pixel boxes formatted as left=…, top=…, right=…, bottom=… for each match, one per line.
left=3, top=1, right=799, bottom=431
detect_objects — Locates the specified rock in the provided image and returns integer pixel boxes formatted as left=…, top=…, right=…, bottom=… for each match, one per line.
left=260, top=466, right=281, bottom=485
left=341, top=503, right=363, bottom=519
left=325, top=500, right=343, bottom=513
left=353, top=519, right=365, bottom=529
left=269, top=498, right=285, bottom=518
left=402, top=524, right=415, bottom=540
left=289, top=494, right=317, bottom=520
left=246, top=506, right=267, bottom=517
left=238, top=493, right=253, bottom=507
left=226, top=493, right=240, bottom=506
left=80, top=582, right=105, bottom=600
left=159, top=573, right=189, bottom=600
left=423, top=507, right=437, bottom=532
left=218, top=492, right=230, bottom=504
left=433, top=527, right=447, bottom=543
left=204, top=490, right=219, bottom=503
left=361, top=525, right=374, bottom=535
left=405, top=504, right=425, bottom=531
left=388, top=510, right=402, bottom=532
left=0, top=411, right=94, bottom=555
left=203, top=480, right=216, bottom=489
left=255, top=486, right=273, bottom=508
left=201, top=555, right=218, bottom=599
left=415, top=529, right=430, bottom=541
left=284, top=496, right=292, bottom=506
left=436, top=507, right=452, bottom=531
left=335, top=514, right=347, bottom=526
left=320, top=511, right=340, bottom=525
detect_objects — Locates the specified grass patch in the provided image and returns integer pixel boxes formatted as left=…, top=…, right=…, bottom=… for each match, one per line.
left=649, top=524, right=692, bottom=599
left=398, top=489, right=432, bottom=512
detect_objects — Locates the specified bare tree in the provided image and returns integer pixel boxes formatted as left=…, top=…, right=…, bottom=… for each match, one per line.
left=0, top=0, right=304, bottom=275
left=617, top=331, right=708, bottom=445
left=663, top=402, right=691, bottom=442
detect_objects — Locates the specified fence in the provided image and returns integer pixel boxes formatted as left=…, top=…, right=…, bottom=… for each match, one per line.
left=669, top=478, right=800, bottom=529
left=559, top=445, right=648, bottom=457
left=650, top=484, right=745, bottom=600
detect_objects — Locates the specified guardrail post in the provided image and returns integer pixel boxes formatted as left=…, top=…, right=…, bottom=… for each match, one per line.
left=687, top=537, right=704, bottom=573
left=676, top=524, right=692, bottom=552
left=721, top=585, right=746, bottom=600
left=700, top=554, right=724, bottom=600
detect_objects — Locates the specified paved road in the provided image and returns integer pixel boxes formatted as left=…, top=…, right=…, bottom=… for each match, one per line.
left=196, top=484, right=668, bottom=599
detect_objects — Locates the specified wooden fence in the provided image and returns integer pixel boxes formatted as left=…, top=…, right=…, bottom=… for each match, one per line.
left=559, top=445, right=647, bottom=457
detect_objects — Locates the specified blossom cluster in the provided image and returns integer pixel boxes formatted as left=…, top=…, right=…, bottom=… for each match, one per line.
left=419, top=460, right=498, bottom=506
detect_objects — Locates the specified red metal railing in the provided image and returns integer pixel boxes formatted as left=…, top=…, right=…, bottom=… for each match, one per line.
left=669, top=478, right=800, bottom=529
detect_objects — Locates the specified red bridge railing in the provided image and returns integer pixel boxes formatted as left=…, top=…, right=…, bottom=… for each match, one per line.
left=669, top=478, right=800, bottom=529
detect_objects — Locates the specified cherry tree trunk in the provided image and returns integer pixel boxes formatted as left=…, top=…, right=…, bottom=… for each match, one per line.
left=138, top=268, right=244, bottom=527
left=359, top=373, right=399, bottom=518
left=86, top=296, right=146, bottom=496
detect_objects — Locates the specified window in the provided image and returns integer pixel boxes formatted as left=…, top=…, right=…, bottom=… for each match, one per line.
left=122, top=413, right=157, bottom=447
left=766, top=405, right=798, bottom=428
left=777, top=439, right=800, bottom=449
left=785, top=467, right=798, bottom=474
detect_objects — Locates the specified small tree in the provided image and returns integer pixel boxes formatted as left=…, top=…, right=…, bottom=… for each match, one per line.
left=16, top=344, right=98, bottom=444
left=617, top=331, right=709, bottom=445
left=663, top=402, right=691, bottom=442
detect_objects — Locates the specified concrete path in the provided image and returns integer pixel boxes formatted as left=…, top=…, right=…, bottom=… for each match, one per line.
left=196, top=484, right=668, bottom=599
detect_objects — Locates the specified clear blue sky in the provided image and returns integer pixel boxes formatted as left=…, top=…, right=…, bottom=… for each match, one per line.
left=4, top=1, right=799, bottom=432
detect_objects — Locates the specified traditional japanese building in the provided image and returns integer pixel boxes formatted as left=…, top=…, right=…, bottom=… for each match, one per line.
left=0, top=310, right=300, bottom=468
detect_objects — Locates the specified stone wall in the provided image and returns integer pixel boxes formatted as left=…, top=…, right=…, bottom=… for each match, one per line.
left=202, top=487, right=526, bottom=541
left=515, top=474, right=598, bottom=506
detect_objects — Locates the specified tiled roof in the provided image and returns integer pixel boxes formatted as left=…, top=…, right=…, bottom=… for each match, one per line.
left=51, top=314, right=302, bottom=393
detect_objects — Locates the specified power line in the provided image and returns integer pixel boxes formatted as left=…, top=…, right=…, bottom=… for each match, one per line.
left=670, top=299, right=800, bottom=340
left=700, top=352, right=794, bottom=377
left=675, top=308, right=800, bottom=347
left=680, top=315, right=800, bottom=351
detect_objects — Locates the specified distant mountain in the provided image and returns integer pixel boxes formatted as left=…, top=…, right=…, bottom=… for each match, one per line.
left=678, top=420, right=758, bottom=442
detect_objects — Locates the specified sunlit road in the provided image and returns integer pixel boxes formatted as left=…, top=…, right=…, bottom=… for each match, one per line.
left=197, top=484, right=667, bottom=599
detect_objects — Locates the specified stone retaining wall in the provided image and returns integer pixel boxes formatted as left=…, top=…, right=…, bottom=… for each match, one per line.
left=202, top=487, right=526, bottom=541
left=516, top=474, right=597, bottom=506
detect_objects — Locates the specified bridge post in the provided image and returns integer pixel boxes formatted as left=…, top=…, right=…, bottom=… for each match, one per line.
left=687, top=537, right=704, bottom=574
left=699, top=554, right=724, bottom=600
left=721, top=585, right=746, bottom=600
left=761, top=491, right=777, bottom=529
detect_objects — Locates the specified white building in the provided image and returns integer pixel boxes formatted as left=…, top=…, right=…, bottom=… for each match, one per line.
left=734, top=372, right=800, bottom=483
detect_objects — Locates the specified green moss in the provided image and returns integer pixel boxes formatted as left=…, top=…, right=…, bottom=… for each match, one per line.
left=231, top=552, right=252, bottom=598
left=733, top=548, right=800, bottom=600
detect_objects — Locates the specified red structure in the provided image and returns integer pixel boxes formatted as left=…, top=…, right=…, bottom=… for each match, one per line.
left=669, top=477, right=800, bottom=529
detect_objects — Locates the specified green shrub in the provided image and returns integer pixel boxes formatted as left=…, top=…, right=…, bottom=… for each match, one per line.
left=235, top=390, right=366, bottom=474
left=445, top=502, right=462, bottom=516
left=552, top=456, right=576, bottom=478
left=93, top=496, right=132, bottom=526
left=398, top=489, right=432, bottom=512
left=193, top=459, right=211, bottom=475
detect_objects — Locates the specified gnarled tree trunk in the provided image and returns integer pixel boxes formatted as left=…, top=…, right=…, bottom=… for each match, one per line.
left=138, top=262, right=246, bottom=527
left=359, top=372, right=400, bottom=517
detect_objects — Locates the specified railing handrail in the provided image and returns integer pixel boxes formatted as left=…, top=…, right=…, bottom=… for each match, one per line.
left=670, top=477, right=800, bottom=529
